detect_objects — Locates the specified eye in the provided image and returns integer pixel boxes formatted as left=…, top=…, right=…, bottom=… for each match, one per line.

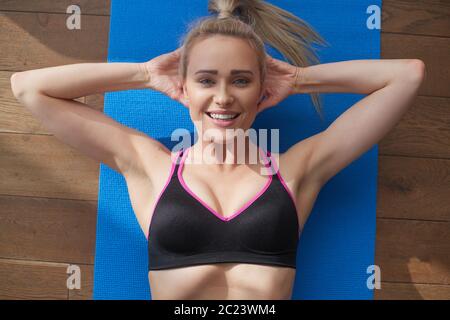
left=235, top=78, right=250, bottom=86
left=198, top=78, right=250, bottom=86
left=199, top=79, right=213, bottom=86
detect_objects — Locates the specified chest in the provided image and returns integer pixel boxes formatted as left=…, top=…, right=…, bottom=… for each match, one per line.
left=124, top=152, right=310, bottom=240
left=151, top=177, right=299, bottom=258
left=178, top=164, right=274, bottom=217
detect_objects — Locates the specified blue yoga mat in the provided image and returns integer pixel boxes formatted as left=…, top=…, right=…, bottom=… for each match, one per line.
left=93, top=0, right=381, bottom=300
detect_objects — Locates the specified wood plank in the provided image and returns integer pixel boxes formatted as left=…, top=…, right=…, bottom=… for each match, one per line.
left=0, top=0, right=110, bottom=16
left=382, top=0, right=450, bottom=37
left=375, top=282, right=450, bottom=300
left=0, top=11, right=109, bottom=72
left=68, top=264, right=93, bottom=300
left=379, top=96, right=450, bottom=159
left=0, top=258, right=68, bottom=299
left=381, top=33, right=450, bottom=97
left=0, top=132, right=100, bottom=200
left=375, top=219, right=450, bottom=285
left=377, top=156, right=450, bottom=222
left=0, top=195, right=96, bottom=264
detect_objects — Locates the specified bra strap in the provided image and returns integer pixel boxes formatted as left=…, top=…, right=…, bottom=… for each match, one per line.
left=265, top=150, right=279, bottom=176
left=170, top=148, right=185, bottom=167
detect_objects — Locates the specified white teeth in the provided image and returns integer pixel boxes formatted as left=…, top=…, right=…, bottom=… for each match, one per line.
left=209, top=113, right=237, bottom=120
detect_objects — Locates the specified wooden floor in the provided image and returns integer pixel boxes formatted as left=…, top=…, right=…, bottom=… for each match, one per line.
left=0, top=0, right=449, bottom=300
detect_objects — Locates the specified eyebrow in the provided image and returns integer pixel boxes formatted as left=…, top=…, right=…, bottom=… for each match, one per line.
left=194, top=69, right=254, bottom=76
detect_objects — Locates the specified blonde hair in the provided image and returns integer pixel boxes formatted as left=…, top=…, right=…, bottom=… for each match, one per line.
left=178, top=0, right=329, bottom=121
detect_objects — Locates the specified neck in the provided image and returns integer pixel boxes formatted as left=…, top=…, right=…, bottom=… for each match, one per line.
left=187, top=136, right=266, bottom=173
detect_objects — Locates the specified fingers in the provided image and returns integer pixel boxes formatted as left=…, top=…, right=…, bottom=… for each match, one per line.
left=165, top=47, right=182, bottom=60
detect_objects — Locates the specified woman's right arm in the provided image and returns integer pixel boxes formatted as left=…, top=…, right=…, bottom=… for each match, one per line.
left=10, top=62, right=166, bottom=177
left=11, top=62, right=151, bottom=99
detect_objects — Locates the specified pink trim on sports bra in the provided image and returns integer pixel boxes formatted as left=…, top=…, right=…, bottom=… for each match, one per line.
left=145, top=149, right=182, bottom=240
left=267, top=151, right=300, bottom=220
left=177, top=146, right=273, bottom=222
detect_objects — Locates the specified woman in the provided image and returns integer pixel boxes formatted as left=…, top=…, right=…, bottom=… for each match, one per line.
left=10, top=0, right=425, bottom=300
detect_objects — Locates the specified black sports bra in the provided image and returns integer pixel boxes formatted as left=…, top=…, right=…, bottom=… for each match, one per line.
left=147, top=146, right=300, bottom=270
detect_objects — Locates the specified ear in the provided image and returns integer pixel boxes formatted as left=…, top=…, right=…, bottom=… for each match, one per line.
left=182, top=83, right=188, bottom=100
left=256, top=85, right=267, bottom=111
left=180, top=80, right=190, bottom=108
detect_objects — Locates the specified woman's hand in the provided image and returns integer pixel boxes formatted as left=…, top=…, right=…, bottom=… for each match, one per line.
left=257, top=55, right=303, bottom=112
left=142, top=47, right=189, bottom=107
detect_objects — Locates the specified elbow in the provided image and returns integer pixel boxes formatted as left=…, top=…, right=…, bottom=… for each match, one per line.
left=10, top=71, right=38, bottom=104
left=10, top=72, right=29, bottom=101
left=401, top=59, right=426, bottom=85
left=10, top=72, right=23, bottom=99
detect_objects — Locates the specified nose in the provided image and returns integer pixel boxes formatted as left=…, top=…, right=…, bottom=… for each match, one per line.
left=213, top=83, right=234, bottom=106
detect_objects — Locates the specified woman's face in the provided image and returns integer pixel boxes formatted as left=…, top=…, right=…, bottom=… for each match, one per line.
left=182, top=35, right=265, bottom=143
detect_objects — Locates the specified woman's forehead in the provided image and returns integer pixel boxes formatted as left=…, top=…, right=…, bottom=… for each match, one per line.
left=188, top=41, right=259, bottom=74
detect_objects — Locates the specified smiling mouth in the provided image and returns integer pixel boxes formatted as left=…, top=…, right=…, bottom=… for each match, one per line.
left=205, top=112, right=241, bottom=120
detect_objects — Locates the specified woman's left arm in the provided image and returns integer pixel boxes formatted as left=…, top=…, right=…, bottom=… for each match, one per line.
left=293, top=58, right=425, bottom=94
left=289, top=59, right=426, bottom=187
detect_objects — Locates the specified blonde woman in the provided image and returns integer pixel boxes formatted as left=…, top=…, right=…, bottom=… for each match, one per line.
left=11, top=0, right=425, bottom=300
